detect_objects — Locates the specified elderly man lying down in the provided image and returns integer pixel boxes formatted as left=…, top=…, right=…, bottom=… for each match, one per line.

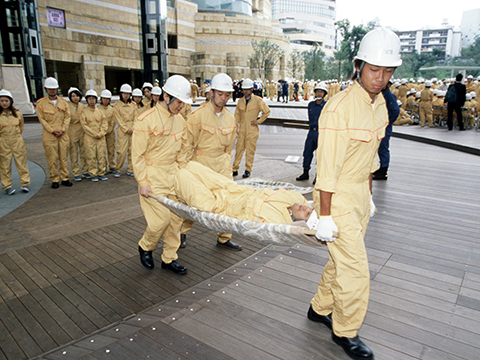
left=174, top=161, right=315, bottom=224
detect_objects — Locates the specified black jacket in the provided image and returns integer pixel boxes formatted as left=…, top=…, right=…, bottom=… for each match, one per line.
left=449, top=82, right=467, bottom=106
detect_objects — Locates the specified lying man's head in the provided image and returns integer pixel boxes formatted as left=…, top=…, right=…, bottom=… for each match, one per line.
left=290, top=203, right=314, bottom=221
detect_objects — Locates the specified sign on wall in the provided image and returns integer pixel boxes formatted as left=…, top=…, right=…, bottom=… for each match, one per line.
left=46, top=7, right=66, bottom=28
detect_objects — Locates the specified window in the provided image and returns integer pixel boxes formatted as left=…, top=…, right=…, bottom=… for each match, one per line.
left=168, top=34, right=177, bottom=49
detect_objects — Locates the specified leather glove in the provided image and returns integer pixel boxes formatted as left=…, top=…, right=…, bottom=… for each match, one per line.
left=370, top=195, right=376, bottom=218
left=315, top=216, right=338, bottom=242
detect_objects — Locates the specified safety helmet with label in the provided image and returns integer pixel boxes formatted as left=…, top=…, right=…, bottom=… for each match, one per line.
left=425, top=80, right=432, bottom=87
left=85, top=89, right=98, bottom=98
left=355, top=27, right=402, bottom=67
left=100, top=89, right=112, bottom=99
left=44, top=77, right=59, bottom=89
left=212, top=73, right=234, bottom=91
left=0, top=89, right=13, bottom=100
left=142, top=82, right=153, bottom=89
left=68, top=87, right=82, bottom=96
left=162, top=75, right=192, bottom=104
left=314, top=82, right=328, bottom=93
left=120, top=84, right=132, bottom=93
left=151, top=86, right=162, bottom=96
left=132, top=88, right=143, bottom=97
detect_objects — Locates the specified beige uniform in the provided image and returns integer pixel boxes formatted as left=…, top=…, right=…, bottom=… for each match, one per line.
left=311, top=81, right=387, bottom=338
left=232, top=95, right=271, bottom=173
left=68, top=102, right=87, bottom=176
left=98, top=104, right=116, bottom=170
left=36, top=97, right=71, bottom=182
left=397, top=84, right=408, bottom=108
left=113, top=100, right=136, bottom=174
left=80, top=106, right=108, bottom=177
left=420, top=89, right=433, bottom=127
left=393, top=108, right=413, bottom=125
left=0, top=110, right=30, bottom=190
left=175, top=161, right=309, bottom=223
left=179, top=103, right=192, bottom=121
left=132, top=104, right=187, bottom=263
left=463, top=100, right=475, bottom=128
left=141, top=97, right=153, bottom=110
left=190, top=83, right=199, bottom=103
left=466, top=82, right=475, bottom=93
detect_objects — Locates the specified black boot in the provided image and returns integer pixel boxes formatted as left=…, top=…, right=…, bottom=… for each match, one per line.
left=332, top=334, right=374, bottom=360
left=372, top=167, right=388, bottom=180
left=180, top=234, right=187, bottom=248
left=139, top=246, right=154, bottom=269
left=296, top=169, right=309, bottom=181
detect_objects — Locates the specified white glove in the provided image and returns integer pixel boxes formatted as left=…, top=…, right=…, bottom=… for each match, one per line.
left=315, top=216, right=338, bottom=242
left=370, top=195, right=376, bottom=218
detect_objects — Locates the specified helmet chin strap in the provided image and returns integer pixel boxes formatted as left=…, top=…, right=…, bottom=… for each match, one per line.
left=166, top=94, right=177, bottom=113
left=211, top=90, right=223, bottom=111
left=357, top=61, right=366, bottom=88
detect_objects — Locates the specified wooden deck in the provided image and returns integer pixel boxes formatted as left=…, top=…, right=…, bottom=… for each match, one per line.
left=1, top=122, right=480, bottom=359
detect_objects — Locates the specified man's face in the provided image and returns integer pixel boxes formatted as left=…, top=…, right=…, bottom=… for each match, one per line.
left=144, top=88, right=151, bottom=99
left=87, top=96, right=96, bottom=106
left=213, top=90, right=230, bottom=107
left=165, top=95, right=184, bottom=114
left=314, top=89, right=325, bottom=99
left=243, top=88, right=252, bottom=98
left=467, top=78, right=472, bottom=83
left=357, top=63, right=394, bottom=100
left=291, top=203, right=313, bottom=221
left=121, top=92, right=131, bottom=102
left=46, top=88, right=58, bottom=98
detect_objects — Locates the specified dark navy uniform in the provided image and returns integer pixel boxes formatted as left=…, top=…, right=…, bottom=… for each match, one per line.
left=377, top=88, right=399, bottom=169
left=302, top=99, right=326, bottom=171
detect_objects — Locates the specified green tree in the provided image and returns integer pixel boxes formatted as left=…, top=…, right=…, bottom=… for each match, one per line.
left=249, top=38, right=285, bottom=80
left=396, top=52, right=436, bottom=78
left=461, top=37, right=480, bottom=64
left=302, top=45, right=326, bottom=80
left=288, top=49, right=303, bottom=79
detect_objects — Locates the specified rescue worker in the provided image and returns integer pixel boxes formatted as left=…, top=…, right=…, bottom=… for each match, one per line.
left=432, top=89, right=446, bottom=125
left=36, top=77, right=72, bottom=188
left=393, top=100, right=414, bottom=125
left=232, top=78, right=271, bottom=178
left=132, top=88, right=147, bottom=118
left=309, top=27, right=402, bottom=360
left=178, top=73, right=240, bottom=250
left=190, top=80, right=199, bottom=103
left=420, top=80, right=434, bottom=127
left=67, top=87, right=87, bottom=181
left=113, top=84, right=136, bottom=177
left=198, top=86, right=211, bottom=106
left=463, top=94, right=475, bottom=128
left=175, top=161, right=311, bottom=224
left=132, top=75, right=191, bottom=274
left=0, top=89, right=30, bottom=195
left=151, top=86, right=163, bottom=105
left=141, top=82, right=154, bottom=109
left=466, top=75, right=475, bottom=93
left=397, top=79, right=408, bottom=108
left=179, top=102, right=192, bottom=121
left=98, top=89, right=116, bottom=173
left=80, top=90, right=108, bottom=182
left=296, top=82, right=328, bottom=182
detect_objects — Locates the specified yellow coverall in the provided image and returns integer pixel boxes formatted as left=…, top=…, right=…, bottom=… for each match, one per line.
left=179, top=102, right=237, bottom=242
left=175, top=161, right=308, bottom=224
left=190, top=83, right=199, bottom=103
left=36, top=97, right=71, bottom=182
left=80, top=106, right=108, bottom=177
left=463, top=100, right=475, bottom=128
left=311, top=81, right=387, bottom=338
left=98, top=104, right=116, bottom=171
left=420, top=89, right=433, bottom=127
left=393, top=108, right=413, bottom=125
left=113, top=100, right=136, bottom=174
left=68, top=102, right=87, bottom=177
left=132, top=104, right=187, bottom=263
left=179, top=103, right=192, bottom=121
left=397, top=84, right=408, bottom=109
left=141, top=97, right=153, bottom=110
left=432, top=97, right=445, bottom=124
left=0, top=110, right=30, bottom=190
left=232, top=95, right=271, bottom=173
left=466, top=82, right=475, bottom=93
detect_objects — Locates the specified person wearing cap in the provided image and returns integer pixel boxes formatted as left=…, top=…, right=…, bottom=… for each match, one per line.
left=232, top=78, right=271, bottom=179
left=445, top=74, right=466, bottom=131
left=80, top=90, right=108, bottom=182
left=308, top=28, right=402, bottom=360
left=141, top=82, right=154, bottom=109
left=463, top=94, right=475, bottom=128
left=179, top=102, right=192, bottom=121
left=132, top=88, right=148, bottom=119
left=466, top=75, right=475, bottom=93
left=178, top=73, right=240, bottom=250
left=67, top=87, right=88, bottom=181
left=113, top=84, right=136, bottom=177
left=393, top=100, right=414, bottom=125
left=296, top=82, right=328, bottom=182
left=151, top=86, right=163, bottom=105
left=420, top=80, right=434, bottom=127
left=470, top=91, right=478, bottom=119
left=98, top=89, right=116, bottom=173
left=432, top=90, right=446, bottom=125
left=0, top=89, right=30, bottom=195
left=397, top=79, right=408, bottom=109
left=190, top=80, right=199, bottom=103
left=198, top=86, right=211, bottom=106
left=132, top=75, right=191, bottom=275
left=36, top=77, right=72, bottom=188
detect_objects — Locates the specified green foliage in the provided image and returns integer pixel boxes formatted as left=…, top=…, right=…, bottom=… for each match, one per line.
left=288, top=50, right=303, bottom=79
left=249, top=38, right=285, bottom=80
left=395, top=52, right=436, bottom=78
left=302, top=46, right=326, bottom=80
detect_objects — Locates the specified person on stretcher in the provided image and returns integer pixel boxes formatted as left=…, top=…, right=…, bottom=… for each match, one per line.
left=174, top=161, right=315, bottom=224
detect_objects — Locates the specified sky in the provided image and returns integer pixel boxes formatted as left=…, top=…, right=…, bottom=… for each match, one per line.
left=335, top=0, right=479, bottom=31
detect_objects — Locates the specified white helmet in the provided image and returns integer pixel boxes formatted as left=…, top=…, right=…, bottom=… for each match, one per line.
left=142, top=82, right=153, bottom=89
left=85, top=89, right=98, bottom=98
left=409, top=78, right=414, bottom=82
left=44, top=77, right=59, bottom=89
left=120, top=84, right=132, bottom=93
left=467, top=75, right=473, bottom=79
left=394, top=82, right=400, bottom=88
left=151, top=86, right=162, bottom=96
left=397, top=100, right=402, bottom=106
left=416, top=91, right=421, bottom=98
left=68, top=87, right=81, bottom=96
left=432, top=77, right=438, bottom=82
left=211, top=73, right=234, bottom=91
left=401, top=78, right=407, bottom=85
left=162, top=75, right=192, bottom=104
left=425, top=80, right=432, bottom=87
left=0, top=89, right=13, bottom=99
left=466, top=94, right=472, bottom=101
left=355, top=27, right=402, bottom=67
left=100, top=89, right=112, bottom=98
left=314, top=82, right=328, bottom=93
left=132, top=88, right=143, bottom=97
left=205, top=86, right=211, bottom=93
left=437, top=91, right=445, bottom=97
left=470, top=91, right=476, bottom=98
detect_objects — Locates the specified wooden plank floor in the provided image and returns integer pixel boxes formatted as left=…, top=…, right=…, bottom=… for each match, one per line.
left=2, top=123, right=480, bottom=359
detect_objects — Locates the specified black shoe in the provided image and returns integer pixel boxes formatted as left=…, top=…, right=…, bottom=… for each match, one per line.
left=372, top=167, right=388, bottom=181
left=61, top=180, right=73, bottom=187
left=138, top=246, right=154, bottom=270
left=51, top=182, right=59, bottom=189
left=296, top=170, right=309, bottom=181
left=242, top=171, right=250, bottom=178
left=161, top=260, right=187, bottom=275
left=332, top=334, right=374, bottom=360
left=180, top=234, right=187, bottom=248
left=217, top=239, right=242, bottom=251
left=232, top=171, right=238, bottom=176
left=307, top=305, right=332, bottom=330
